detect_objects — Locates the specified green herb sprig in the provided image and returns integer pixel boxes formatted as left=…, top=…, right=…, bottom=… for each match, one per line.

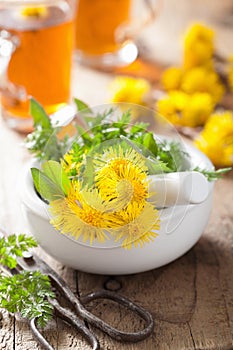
left=0, top=271, right=54, bottom=328
left=193, top=167, right=232, bottom=181
left=25, top=98, right=68, bottom=161
left=0, top=234, right=54, bottom=328
left=0, top=233, right=37, bottom=269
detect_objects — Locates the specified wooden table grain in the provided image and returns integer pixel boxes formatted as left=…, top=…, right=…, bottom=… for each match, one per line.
left=0, top=63, right=233, bottom=350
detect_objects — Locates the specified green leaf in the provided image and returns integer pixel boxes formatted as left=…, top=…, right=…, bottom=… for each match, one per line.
left=30, top=98, right=51, bottom=129
left=41, top=161, right=71, bottom=195
left=85, top=108, right=113, bottom=128
left=74, top=98, right=90, bottom=112
left=31, top=168, right=65, bottom=202
left=156, top=140, right=189, bottom=172
left=142, top=132, right=158, bottom=157
left=145, top=157, right=171, bottom=174
left=119, top=109, right=131, bottom=125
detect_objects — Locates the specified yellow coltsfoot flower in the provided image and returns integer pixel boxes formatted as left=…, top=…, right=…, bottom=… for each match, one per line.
left=49, top=181, right=121, bottom=244
left=114, top=201, right=160, bottom=250
left=157, top=91, right=213, bottom=127
left=109, top=76, right=150, bottom=106
left=183, top=23, right=214, bottom=70
left=95, top=145, right=149, bottom=210
left=157, top=91, right=188, bottom=126
left=181, top=67, right=225, bottom=104
left=182, top=92, right=214, bottom=126
left=161, top=67, right=183, bottom=91
left=95, top=145, right=160, bottom=248
left=195, top=111, right=233, bottom=167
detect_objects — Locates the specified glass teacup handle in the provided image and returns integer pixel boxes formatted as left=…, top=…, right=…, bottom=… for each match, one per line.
left=0, top=30, right=27, bottom=104
left=116, top=0, right=162, bottom=44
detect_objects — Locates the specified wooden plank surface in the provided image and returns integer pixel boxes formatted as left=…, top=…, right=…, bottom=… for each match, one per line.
left=0, top=62, right=233, bottom=350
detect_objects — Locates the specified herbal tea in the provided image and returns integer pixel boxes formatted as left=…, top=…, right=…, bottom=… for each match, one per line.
left=0, top=2, right=74, bottom=130
left=75, top=0, right=131, bottom=55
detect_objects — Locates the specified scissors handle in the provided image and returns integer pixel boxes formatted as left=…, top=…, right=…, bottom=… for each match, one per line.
left=49, top=267, right=154, bottom=343
left=50, top=269, right=154, bottom=342
left=79, top=290, right=154, bottom=342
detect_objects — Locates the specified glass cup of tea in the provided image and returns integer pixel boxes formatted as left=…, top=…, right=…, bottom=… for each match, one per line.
left=74, top=0, right=160, bottom=70
left=0, top=0, right=75, bottom=132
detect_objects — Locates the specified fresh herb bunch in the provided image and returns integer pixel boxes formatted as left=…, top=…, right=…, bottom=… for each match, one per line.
left=0, top=271, right=54, bottom=328
left=0, top=234, right=54, bottom=328
left=26, top=98, right=231, bottom=181
left=66, top=107, right=175, bottom=177
left=26, top=98, right=189, bottom=173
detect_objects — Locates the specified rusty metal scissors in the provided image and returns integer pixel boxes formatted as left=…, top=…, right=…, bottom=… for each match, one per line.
left=14, top=254, right=154, bottom=350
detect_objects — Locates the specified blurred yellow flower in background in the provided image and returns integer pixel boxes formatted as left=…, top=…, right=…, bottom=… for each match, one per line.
left=109, top=76, right=150, bottom=105
left=181, top=67, right=225, bottom=104
left=183, top=23, right=214, bottom=70
left=195, top=111, right=233, bottom=167
left=157, top=91, right=213, bottom=127
left=108, top=23, right=232, bottom=170
left=182, top=93, right=214, bottom=126
left=157, top=91, right=186, bottom=126
left=161, top=67, right=183, bottom=91
left=159, top=23, right=226, bottom=129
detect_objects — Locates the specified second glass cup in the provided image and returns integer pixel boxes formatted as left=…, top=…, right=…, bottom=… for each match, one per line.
left=74, top=0, right=159, bottom=70
left=0, top=0, right=75, bottom=132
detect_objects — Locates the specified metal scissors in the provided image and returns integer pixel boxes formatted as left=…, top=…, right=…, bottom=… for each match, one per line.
left=14, top=254, right=154, bottom=350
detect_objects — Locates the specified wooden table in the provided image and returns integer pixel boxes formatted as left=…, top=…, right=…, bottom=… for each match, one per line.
left=0, top=62, right=233, bottom=350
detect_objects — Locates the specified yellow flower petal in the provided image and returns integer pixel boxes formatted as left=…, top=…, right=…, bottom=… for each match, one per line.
left=95, top=145, right=149, bottom=209
left=195, top=111, right=233, bottom=166
left=49, top=181, right=121, bottom=244
left=114, top=202, right=160, bottom=250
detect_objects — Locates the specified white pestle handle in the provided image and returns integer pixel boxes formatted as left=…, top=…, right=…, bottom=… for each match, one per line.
left=147, top=171, right=209, bottom=208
